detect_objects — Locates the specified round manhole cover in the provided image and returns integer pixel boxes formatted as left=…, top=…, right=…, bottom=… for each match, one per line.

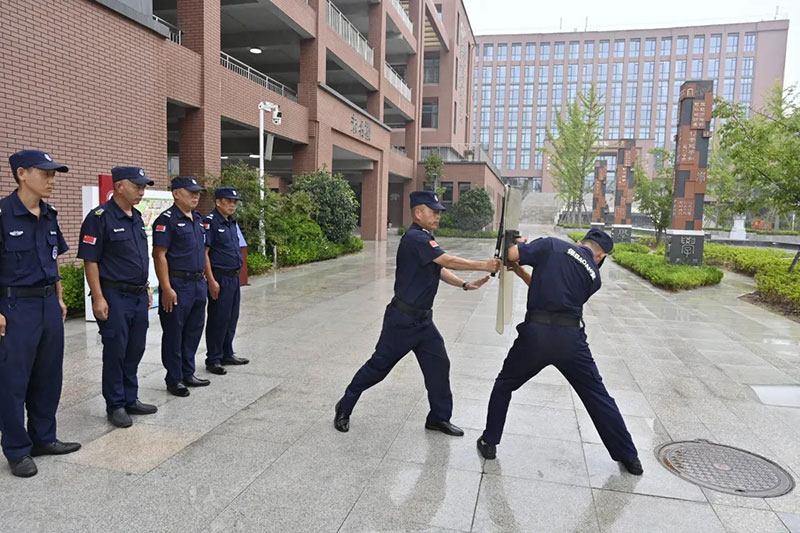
left=656, top=441, right=794, bottom=497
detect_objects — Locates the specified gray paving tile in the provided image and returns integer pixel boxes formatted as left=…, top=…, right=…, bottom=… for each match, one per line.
left=712, top=504, right=790, bottom=532
left=592, top=489, right=725, bottom=533
left=483, top=433, right=590, bottom=487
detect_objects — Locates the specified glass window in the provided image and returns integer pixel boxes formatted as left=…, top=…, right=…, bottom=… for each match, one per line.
left=627, top=62, right=639, bottom=81
left=483, top=44, right=493, bottom=61
left=495, top=85, right=506, bottom=105
left=659, top=60, right=670, bottom=79
left=493, top=129, right=504, bottom=145
left=422, top=100, right=439, bottom=128
left=537, top=85, right=548, bottom=105
left=725, top=57, right=737, bottom=78
left=599, top=40, right=609, bottom=58
left=675, top=59, right=686, bottom=80
left=493, top=148, right=502, bottom=167
left=496, top=66, right=506, bottom=83
left=536, top=106, right=546, bottom=124
left=661, top=37, right=672, bottom=56
left=522, top=106, right=533, bottom=127
left=626, top=83, right=638, bottom=103
left=479, top=128, right=489, bottom=146
left=509, top=84, right=520, bottom=103
left=510, top=66, right=520, bottom=83
left=658, top=82, right=669, bottom=101
left=612, top=62, right=623, bottom=81
left=567, top=83, right=577, bottom=103
left=481, top=85, right=491, bottom=103
left=520, top=150, right=531, bottom=170
left=523, top=84, right=534, bottom=104
left=424, top=52, right=440, bottom=83
left=596, top=63, right=608, bottom=81
left=511, top=43, right=522, bottom=61
left=643, top=61, right=655, bottom=79
left=568, top=63, right=578, bottom=82
left=554, top=42, right=565, bottom=60
left=640, top=105, right=652, bottom=127
left=497, top=44, right=508, bottom=61
left=569, top=41, right=579, bottom=59
left=480, top=107, right=490, bottom=123
left=642, top=80, right=654, bottom=100
left=526, top=42, right=536, bottom=60
left=710, top=34, right=722, bottom=54
left=508, top=106, right=519, bottom=127
left=645, top=38, right=656, bottom=57
left=693, top=35, right=705, bottom=55
left=740, top=78, right=753, bottom=101
left=553, top=64, right=563, bottom=83
left=742, top=57, right=754, bottom=77
left=744, top=32, right=756, bottom=52
left=506, top=150, right=516, bottom=170
left=540, top=42, right=550, bottom=61
left=584, top=41, right=594, bottom=59
left=629, top=38, right=640, bottom=57
left=676, top=36, right=688, bottom=55
left=534, top=150, right=543, bottom=170
left=723, top=78, right=735, bottom=101
left=611, top=82, right=622, bottom=104
left=727, top=33, right=739, bottom=53
left=582, top=63, right=593, bottom=80
left=524, top=65, right=535, bottom=82
left=458, top=182, right=472, bottom=199
left=538, top=65, right=549, bottom=81
left=692, top=59, right=703, bottom=79
left=482, top=66, right=491, bottom=83
left=707, top=58, right=720, bottom=79
left=614, top=39, right=625, bottom=57
left=551, top=84, right=562, bottom=103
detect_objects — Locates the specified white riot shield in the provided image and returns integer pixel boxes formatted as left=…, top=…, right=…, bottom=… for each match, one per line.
left=495, top=186, right=522, bottom=334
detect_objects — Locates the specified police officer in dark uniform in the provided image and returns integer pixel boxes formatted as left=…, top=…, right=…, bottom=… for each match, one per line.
left=152, top=177, right=210, bottom=397
left=78, top=166, right=158, bottom=428
left=334, top=191, right=501, bottom=436
left=0, top=150, right=81, bottom=477
left=477, top=228, right=643, bottom=475
left=203, top=187, right=249, bottom=375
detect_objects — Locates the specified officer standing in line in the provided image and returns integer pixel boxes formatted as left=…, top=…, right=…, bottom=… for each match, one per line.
left=78, top=166, right=158, bottom=428
left=334, top=191, right=501, bottom=436
left=476, top=228, right=643, bottom=475
left=0, top=150, right=81, bottom=478
left=152, top=177, right=210, bottom=397
left=203, top=187, right=249, bottom=375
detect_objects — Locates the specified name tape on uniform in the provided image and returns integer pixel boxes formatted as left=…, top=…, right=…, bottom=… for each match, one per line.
left=566, top=248, right=597, bottom=281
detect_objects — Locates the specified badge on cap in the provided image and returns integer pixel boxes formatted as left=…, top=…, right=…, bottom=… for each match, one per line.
left=44, top=153, right=52, bottom=162
left=433, top=194, right=438, bottom=202
left=191, top=178, right=197, bottom=184
left=232, top=190, right=237, bottom=196
left=139, top=169, right=145, bottom=176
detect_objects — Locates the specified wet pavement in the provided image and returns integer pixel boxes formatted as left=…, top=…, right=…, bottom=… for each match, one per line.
left=2, top=224, right=800, bottom=532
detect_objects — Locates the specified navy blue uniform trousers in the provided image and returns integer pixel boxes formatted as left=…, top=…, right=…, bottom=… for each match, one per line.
left=341, top=305, right=453, bottom=423
left=159, top=277, right=207, bottom=385
left=97, top=287, right=149, bottom=411
left=205, top=274, right=240, bottom=365
left=0, top=292, right=64, bottom=461
left=484, top=322, right=638, bottom=462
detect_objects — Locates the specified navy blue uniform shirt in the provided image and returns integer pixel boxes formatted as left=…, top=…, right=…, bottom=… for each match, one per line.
left=152, top=204, right=206, bottom=272
left=393, top=223, right=445, bottom=309
left=0, top=190, right=68, bottom=287
left=203, top=208, right=242, bottom=271
left=518, top=237, right=601, bottom=318
left=77, top=197, right=149, bottom=285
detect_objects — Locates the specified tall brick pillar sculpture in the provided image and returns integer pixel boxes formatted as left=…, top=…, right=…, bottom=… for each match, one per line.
left=591, top=159, right=608, bottom=230
left=665, top=80, right=713, bottom=265
left=611, top=139, right=637, bottom=243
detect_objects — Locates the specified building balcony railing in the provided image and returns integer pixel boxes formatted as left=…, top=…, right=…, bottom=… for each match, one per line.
left=420, top=144, right=502, bottom=179
left=153, top=15, right=182, bottom=45
left=392, top=145, right=408, bottom=156
left=326, top=0, right=375, bottom=65
left=220, top=52, right=298, bottom=102
left=390, top=0, right=414, bottom=32
left=384, top=64, right=412, bottom=100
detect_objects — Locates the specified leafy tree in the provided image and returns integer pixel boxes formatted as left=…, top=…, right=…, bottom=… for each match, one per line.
left=544, top=84, right=604, bottom=225
left=448, top=187, right=494, bottom=231
left=707, top=139, right=765, bottom=226
left=423, top=153, right=445, bottom=192
left=633, top=149, right=673, bottom=245
left=292, top=166, right=359, bottom=244
left=206, top=161, right=269, bottom=252
left=713, top=82, right=800, bottom=216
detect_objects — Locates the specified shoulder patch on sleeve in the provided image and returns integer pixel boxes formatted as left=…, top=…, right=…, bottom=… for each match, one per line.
left=429, top=240, right=440, bottom=248
left=164, top=210, right=172, bottom=218
left=94, top=208, right=105, bottom=216
left=47, top=203, right=58, bottom=213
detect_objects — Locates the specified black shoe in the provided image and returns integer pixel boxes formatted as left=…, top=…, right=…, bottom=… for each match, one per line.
left=107, top=407, right=132, bottom=428
left=125, top=400, right=158, bottom=415
left=8, top=456, right=37, bottom=478
left=477, top=436, right=496, bottom=460
left=425, top=420, right=465, bottom=437
left=622, top=458, right=644, bottom=475
left=167, top=382, right=190, bottom=397
left=184, top=375, right=210, bottom=387
left=334, top=400, right=350, bottom=433
left=30, top=440, right=81, bottom=457
left=221, top=355, right=249, bottom=365
left=205, top=362, right=227, bottom=375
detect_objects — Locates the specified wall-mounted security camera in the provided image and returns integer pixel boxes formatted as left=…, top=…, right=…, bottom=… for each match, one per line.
left=272, top=109, right=282, bottom=126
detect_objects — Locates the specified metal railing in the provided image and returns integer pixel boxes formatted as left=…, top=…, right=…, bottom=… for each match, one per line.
left=326, top=0, right=374, bottom=65
left=153, top=15, right=182, bottom=45
left=390, top=0, right=414, bottom=32
left=384, top=63, right=412, bottom=100
left=420, top=144, right=502, bottom=179
left=220, top=52, right=298, bottom=102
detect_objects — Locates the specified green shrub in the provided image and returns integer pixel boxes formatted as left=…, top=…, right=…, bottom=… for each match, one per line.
left=612, top=251, right=724, bottom=291
left=292, top=167, right=359, bottom=244
left=397, top=226, right=407, bottom=235
left=448, top=187, right=494, bottom=231
left=207, top=161, right=269, bottom=252
left=703, top=243, right=793, bottom=276
left=754, top=264, right=800, bottom=313
left=636, top=236, right=658, bottom=248
left=612, top=243, right=651, bottom=255
left=246, top=253, right=272, bottom=275
left=338, top=235, right=364, bottom=254
left=438, top=212, right=455, bottom=229
left=60, top=263, right=85, bottom=311
left=567, top=231, right=584, bottom=242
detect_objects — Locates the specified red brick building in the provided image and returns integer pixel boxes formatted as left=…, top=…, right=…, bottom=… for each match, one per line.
left=0, top=0, right=505, bottom=261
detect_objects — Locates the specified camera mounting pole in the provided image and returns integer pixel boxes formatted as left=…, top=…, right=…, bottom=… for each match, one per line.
left=257, top=101, right=280, bottom=253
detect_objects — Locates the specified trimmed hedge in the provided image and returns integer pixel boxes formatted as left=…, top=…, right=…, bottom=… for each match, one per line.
left=567, top=231, right=584, bottom=242
left=612, top=251, right=724, bottom=291
left=612, top=243, right=651, bottom=255
left=60, top=263, right=85, bottom=312
left=705, top=227, right=800, bottom=237
left=246, top=253, right=273, bottom=275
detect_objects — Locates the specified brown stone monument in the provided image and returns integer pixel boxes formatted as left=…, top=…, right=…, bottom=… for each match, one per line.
left=665, top=80, right=713, bottom=265
left=612, top=139, right=637, bottom=242
left=591, top=160, right=608, bottom=230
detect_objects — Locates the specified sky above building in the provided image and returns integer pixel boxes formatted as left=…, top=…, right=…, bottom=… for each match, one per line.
left=464, top=0, right=797, bottom=91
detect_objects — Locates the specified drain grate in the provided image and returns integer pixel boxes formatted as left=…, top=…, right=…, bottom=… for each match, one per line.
left=656, top=440, right=794, bottom=497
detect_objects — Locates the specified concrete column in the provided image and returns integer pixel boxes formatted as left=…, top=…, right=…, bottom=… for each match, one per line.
left=402, top=178, right=414, bottom=227
left=612, top=139, right=636, bottom=243
left=366, top=3, right=386, bottom=121
left=293, top=6, right=327, bottom=177
left=404, top=0, right=425, bottom=179
left=176, top=0, right=221, bottom=177
left=665, top=80, right=714, bottom=265
left=591, top=159, right=608, bottom=229
left=361, top=156, right=389, bottom=240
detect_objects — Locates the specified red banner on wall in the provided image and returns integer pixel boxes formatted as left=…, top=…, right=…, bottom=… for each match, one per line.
left=98, top=174, right=113, bottom=203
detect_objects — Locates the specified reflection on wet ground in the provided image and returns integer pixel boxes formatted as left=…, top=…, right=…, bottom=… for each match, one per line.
left=2, top=224, right=799, bottom=532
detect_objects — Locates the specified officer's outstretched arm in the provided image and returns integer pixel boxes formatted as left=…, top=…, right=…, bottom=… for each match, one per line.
left=506, top=244, right=520, bottom=263
left=434, top=254, right=501, bottom=273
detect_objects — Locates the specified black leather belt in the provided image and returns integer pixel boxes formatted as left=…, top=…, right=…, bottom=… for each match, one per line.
left=0, top=284, right=56, bottom=298
left=101, top=280, right=148, bottom=294
left=169, top=270, right=204, bottom=281
left=391, top=299, right=432, bottom=320
left=526, top=311, right=582, bottom=327
left=212, top=268, right=240, bottom=278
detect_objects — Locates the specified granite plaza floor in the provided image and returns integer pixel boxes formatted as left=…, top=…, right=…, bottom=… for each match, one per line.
left=1, top=224, right=800, bottom=532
